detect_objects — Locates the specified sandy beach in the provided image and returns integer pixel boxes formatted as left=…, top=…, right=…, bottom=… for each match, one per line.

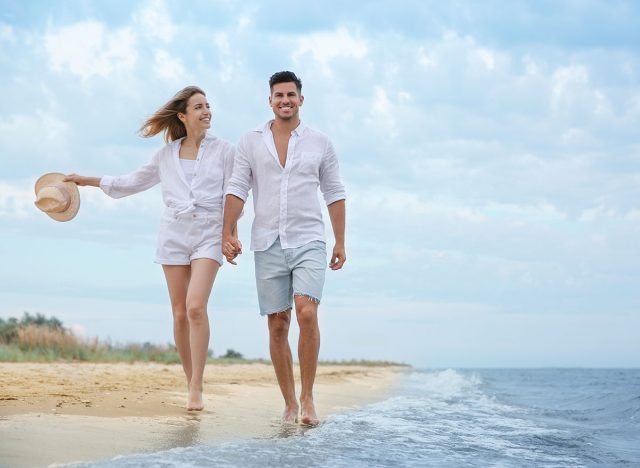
left=0, top=362, right=403, bottom=467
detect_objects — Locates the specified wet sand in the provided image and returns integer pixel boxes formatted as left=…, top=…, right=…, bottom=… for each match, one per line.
left=0, top=362, right=403, bottom=467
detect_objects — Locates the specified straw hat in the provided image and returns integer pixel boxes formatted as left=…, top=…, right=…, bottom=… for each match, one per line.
left=34, top=172, right=80, bottom=222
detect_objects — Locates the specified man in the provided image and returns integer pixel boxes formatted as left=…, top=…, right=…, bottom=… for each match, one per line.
left=222, top=71, right=346, bottom=426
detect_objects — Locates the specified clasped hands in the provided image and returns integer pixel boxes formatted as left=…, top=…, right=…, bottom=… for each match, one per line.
left=223, top=236, right=242, bottom=265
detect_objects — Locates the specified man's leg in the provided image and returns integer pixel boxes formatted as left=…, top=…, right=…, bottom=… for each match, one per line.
left=162, top=265, right=192, bottom=387
left=184, top=258, right=219, bottom=410
left=268, top=310, right=299, bottom=422
left=256, top=239, right=298, bottom=422
left=294, top=296, right=320, bottom=426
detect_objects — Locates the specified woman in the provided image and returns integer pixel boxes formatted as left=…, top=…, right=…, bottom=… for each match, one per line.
left=65, top=86, right=236, bottom=411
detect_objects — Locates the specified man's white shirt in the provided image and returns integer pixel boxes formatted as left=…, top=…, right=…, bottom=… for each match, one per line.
left=226, top=120, right=346, bottom=251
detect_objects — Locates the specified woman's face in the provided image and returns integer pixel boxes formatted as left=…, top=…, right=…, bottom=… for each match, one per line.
left=179, top=93, right=211, bottom=133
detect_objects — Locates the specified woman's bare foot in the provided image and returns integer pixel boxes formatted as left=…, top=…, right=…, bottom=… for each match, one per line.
left=300, top=398, right=319, bottom=427
left=187, top=385, right=204, bottom=411
left=282, top=403, right=299, bottom=423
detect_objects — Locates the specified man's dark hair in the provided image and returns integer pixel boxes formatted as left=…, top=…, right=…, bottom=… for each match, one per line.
left=269, top=71, right=302, bottom=93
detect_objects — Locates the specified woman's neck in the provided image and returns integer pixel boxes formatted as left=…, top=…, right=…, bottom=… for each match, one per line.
left=183, top=130, right=206, bottom=148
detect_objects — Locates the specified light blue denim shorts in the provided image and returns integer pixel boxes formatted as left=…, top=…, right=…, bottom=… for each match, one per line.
left=254, top=237, right=327, bottom=316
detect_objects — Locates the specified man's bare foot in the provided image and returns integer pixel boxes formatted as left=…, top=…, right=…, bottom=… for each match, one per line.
left=282, top=404, right=299, bottom=424
left=300, top=398, right=319, bottom=427
left=187, top=385, right=204, bottom=411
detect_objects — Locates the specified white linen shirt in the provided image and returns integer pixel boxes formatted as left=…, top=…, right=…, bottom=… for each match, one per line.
left=100, top=134, right=235, bottom=220
left=226, top=120, right=346, bottom=251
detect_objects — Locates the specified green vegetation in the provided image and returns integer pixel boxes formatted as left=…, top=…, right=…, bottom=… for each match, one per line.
left=0, top=313, right=406, bottom=366
left=221, top=348, right=244, bottom=359
left=1, top=312, right=209, bottom=363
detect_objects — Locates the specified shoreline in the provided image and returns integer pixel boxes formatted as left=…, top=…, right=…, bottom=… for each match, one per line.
left=0, top=362, right=404, bottom=467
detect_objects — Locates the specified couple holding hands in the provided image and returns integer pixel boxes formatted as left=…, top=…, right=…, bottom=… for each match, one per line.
left=40, top=71, right=346, bottom=427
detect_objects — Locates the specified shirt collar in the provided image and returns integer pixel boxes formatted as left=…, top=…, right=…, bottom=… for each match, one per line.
left=255, top=119, right=307, bottom=136
left=172, top=132, right=215, bottom=145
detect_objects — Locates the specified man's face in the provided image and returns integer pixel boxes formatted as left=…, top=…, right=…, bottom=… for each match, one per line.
left=269, top=82, right=303, bottom=121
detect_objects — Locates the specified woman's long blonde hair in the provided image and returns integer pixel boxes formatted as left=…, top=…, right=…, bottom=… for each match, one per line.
left=139, top=86, right=206, bottom=143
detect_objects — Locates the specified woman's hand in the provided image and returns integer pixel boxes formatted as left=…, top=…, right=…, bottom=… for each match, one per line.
left=222, top=236, right=242, bottom=265
left=64, top=174, right=101, bottom=187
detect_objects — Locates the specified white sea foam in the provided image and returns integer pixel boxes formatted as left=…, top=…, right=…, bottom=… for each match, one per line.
left=70, top=369, right=640, bottom=468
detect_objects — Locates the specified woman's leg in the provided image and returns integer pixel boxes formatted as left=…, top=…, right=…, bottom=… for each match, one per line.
left=185, top=258, right=220, bottom=410
left=162, top=265, right=192, bottom=386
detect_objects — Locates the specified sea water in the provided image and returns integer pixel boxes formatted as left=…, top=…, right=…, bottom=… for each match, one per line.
left=73, top=369, right=640, bottom=467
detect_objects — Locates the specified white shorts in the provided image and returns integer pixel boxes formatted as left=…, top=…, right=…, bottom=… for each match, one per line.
left=154, top=212, right=223, bottom=266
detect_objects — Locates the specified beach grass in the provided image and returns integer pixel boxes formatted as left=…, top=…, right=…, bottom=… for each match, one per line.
left=0, top=313, right=407, bottom=366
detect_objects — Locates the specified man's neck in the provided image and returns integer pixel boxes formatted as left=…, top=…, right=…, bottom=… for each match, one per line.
left=271, top=117, right=300, bottom=134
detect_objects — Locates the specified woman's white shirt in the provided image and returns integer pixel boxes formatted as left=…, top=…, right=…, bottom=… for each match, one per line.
left=100, top=134, right=235, bottom=218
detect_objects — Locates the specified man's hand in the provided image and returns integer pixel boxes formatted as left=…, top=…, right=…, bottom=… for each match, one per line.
left=329, top=244, right=346, bottom=270
left=223, top=235, right=242, bottom=265
left=222, top=194, right=246, bottom=265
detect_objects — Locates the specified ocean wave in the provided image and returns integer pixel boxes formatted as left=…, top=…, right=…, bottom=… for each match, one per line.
left=71, top=369, right=640, bottom=467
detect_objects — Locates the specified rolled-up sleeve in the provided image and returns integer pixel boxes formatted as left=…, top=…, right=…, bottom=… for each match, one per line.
left=222, top=144, right=236, bottom=195
left=100, top=152, right=160, bottom=199
left=225, top=136, right=252, bottom=203
left=319, top=140, right=346, bottom=205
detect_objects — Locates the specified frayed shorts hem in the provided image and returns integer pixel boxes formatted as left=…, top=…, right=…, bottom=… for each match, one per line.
left=259, top=293, right=321, bottom=316
left=261, top=304, right=293, bottom=317
left=293, top=292, right=321, bottom=304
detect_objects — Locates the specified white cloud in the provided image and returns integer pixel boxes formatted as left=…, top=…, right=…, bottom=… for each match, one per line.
left=593, top=90, right=613, bottom=117
left=550, top=65, right=612, bottom=118
left=421, top=31, right=507, bottom=77
left=630, top=94, right=640, bottom=115
left=351, top=187, right=487, bottom=222
left=398, top=91, right=412, bottom=103
left=351, top=186, right=570, bottom=225
left=214, top=32, right=231, bottom=55
left=133, top=0, right=176, bottom=43
left=484, top=201, right=568, bottom=222
left=44, top=20, right=137, bottom=80
left=472, top=47, right=496, bottom=71
left=214, top=32, right=235, bottom=82
left=624, top=209, right=640, bottom=221
left=0, top=111, right=69, bottom=156
left=152, top=49, right=186, bottom=82
left=366, top=86, right=397, bottom=136
left=236, top=15, right=251, bottom=31
left=0, top=23, right=15, bottom=42
left=580, top=203, right=617, bottom=222
left=561, top=127, right=596, bottom=146
left=292, top=26, right=368, bottom=76
left=417, top=46, right=436, bottom=67
left=522, top=55, right=541, bottom=76
left=0, top=180, right=34, bottom=218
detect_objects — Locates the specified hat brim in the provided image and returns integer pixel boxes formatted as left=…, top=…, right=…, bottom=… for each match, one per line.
left=34, top=172, right=81, bottom=222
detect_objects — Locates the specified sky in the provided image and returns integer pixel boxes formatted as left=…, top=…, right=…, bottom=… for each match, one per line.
left=1, top=0, right=639, bottom=368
